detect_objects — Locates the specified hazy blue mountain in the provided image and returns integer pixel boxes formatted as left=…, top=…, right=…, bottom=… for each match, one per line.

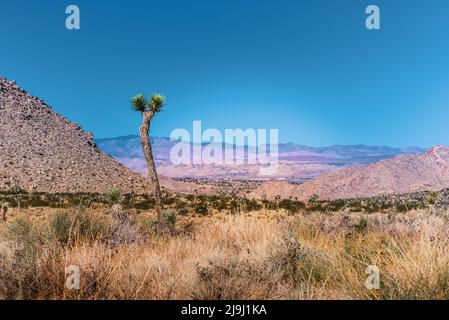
left=95, top=136, right=426, bottom=181
left=96, top=136, right=425, bottom=163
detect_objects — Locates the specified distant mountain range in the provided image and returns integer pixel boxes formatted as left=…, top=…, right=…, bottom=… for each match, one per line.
left=96, top=135, right=426, bottom=182
left=248, top=146, right=449, bottom=200
left=2, top=76, right=448, bottom=200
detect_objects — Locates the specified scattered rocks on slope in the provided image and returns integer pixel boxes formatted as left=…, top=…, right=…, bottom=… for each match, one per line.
left=0, top=76, right=149, bottom=193
left=249, top=146, right=449, bottom=201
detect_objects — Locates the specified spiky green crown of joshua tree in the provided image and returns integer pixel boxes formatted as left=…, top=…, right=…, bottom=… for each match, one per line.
left=131, top=93, right=166, bottom=113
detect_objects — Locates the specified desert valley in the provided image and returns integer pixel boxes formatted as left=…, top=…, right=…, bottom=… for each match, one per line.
left=2, top=76, right=449, bottom=300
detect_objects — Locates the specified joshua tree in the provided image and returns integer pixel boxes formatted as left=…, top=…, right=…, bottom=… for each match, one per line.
left=1, top=202, right=8, bottom=222
left=131, top=93, right=166, bottom=220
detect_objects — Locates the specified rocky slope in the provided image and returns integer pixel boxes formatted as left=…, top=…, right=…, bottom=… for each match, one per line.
left=248, top=146, right=449, bottom=200
left=0, top=77, right=150, bottom=193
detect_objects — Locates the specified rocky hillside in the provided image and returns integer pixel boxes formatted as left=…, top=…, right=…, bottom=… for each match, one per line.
left=248, top=146, right=449, bottom=200
left=0, top=77, right=149, bottom=193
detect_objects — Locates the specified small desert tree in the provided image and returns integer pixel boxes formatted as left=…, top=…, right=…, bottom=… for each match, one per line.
left=131, top=93, right=165, bottom=220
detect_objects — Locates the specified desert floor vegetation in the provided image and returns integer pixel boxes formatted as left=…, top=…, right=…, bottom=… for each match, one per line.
left=1, top=201, right=449, bottom=300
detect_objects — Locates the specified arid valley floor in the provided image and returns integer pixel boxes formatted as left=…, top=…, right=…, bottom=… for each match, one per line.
left=1, top=190, right=449, bottom=300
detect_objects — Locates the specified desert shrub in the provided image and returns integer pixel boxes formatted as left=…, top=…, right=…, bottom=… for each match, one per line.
left=145, top=217, right=159, bottom=229
left=7, top=216, right=41, bottom=249
left=306, top=203, right=323, bottom=212
left=144, top=209, right=177, bottom=236
left=133, top=195, right=155, bottom=210
left=29, top=194, right=50, bottom=207
left=121, top=192, right=135, bottom=207
left=229, top=199, right=240, bottom=214
left=353, top=217, right=368, bottom=233
left=175, top=202, right=190, bottom=215
left=380, top=201, right=391, bottom=211
left=191, top=221, right=297, bottom=299
left=194, top=202, right=209, bottom=215
left=9, top=185, right=27, bottom=195
left=6, top=196, right=22, bottom=209
left=308, top=194, right=319, bottom=204
left=105, top=189, right=122, bottom=205
left=395, top=203, right=409, bottom=213
left=263, top=200, right=278, bottom=210
left=260, top=199, right=269, bottom=209
left=65, top=193, right=84, bottom=207
left=210, top=196, right=228, bottom=211
left=162, top=197, right=177, bottom=206
left=380, top=263, right=449, bottom=299
left=326, top=199, right=347, bottom=212
left=44, top=210, right=111, bottom=246
left=196, top=195, right=208, bottom=202
left=279, top=199, right=305, bottom=214
left=244, top=199, right=262, bottom=212
left=1, top=216, right=50, bottom=299
left=110, top=213, right=146, bottom=246
left=427, top=191, right=437, bottom=206
left=349, top=205, right=363, bottom=213
left=46, top=211, right=72, bottom=244
left=193, top=258, right=282, bottom=299
left=162, top=209, right=177, bottom=227
left=293, top=243, right=333, bottom=284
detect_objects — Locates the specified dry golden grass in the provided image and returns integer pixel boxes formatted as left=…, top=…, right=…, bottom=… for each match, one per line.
left=1, top=207, right=449, bottom=300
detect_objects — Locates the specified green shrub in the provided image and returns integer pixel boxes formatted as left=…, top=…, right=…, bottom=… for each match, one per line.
left=175, top=203, right=190, bottom=215
left=194, top=202, right=209, bottom=215
left=45, top=210, right=111, bottom=246
left=133, top=196, right=155, bottom=210
left=162, top=209, right=177, bottom=227
left=162, top=197, right=177, bottom=206
left=427, top=191, right=437, bottom=206
left=308, top=194, right=320, bottom=204
left=145, top=217, right=158, bottom=229
left=396, top=203, right=409, bottom=213
left=7, top=216, right=40, bottom=248
left=229, top=199, right=240, bottom=214
left=353, top=217, right=368, bottom=233
left=106, top=189, right=122, bottom=205
left=46, top=211, right=73, bottom=244
left=279, top=199, right=305, bottom=214
left=9, top=185, right=27, bottom=195
left=29, top=194, right=50, bottom=207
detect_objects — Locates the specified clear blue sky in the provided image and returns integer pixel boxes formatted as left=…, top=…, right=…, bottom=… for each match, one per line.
left=1, top=0, right=449, bottom=147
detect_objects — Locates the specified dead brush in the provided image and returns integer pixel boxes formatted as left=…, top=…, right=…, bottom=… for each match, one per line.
left=110, top=204, right=146, bottom=246
left=189, top=218, right=297, bottom=300
left=2, top=210, right=449, bottom=299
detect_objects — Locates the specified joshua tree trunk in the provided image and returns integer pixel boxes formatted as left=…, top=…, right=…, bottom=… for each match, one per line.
left=140, top=111, right=163, bottom=220
left=1, top=203, right=7, bottom=222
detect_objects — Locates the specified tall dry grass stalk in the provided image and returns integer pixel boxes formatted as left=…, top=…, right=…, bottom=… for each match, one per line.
left=1, top=209, right=449, bottom=300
